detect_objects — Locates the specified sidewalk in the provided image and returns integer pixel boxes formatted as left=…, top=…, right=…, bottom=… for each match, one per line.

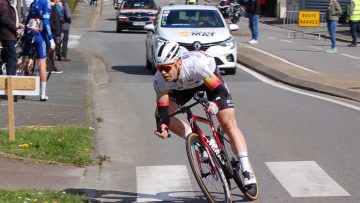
left=235, top=17, right=360, bottom=102
left=0, top=0, right=99, bottom=190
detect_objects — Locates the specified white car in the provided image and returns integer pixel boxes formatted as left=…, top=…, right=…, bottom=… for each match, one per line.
left=144, top=5, right=239, bottom=74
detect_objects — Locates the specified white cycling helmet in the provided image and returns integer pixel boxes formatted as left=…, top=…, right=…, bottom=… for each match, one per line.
left=154, top=41, right=181, bottom=65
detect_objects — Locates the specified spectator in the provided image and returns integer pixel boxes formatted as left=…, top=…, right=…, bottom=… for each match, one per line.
left=50, top=0, right=63, bottom=73
left=0, top=0, right=21, bottom=76
left=347, top=0, right=360, bottom=47
left=246, top=0, right=260, bottom=44
left=60, top=0, right=71, bottom=61
left=325, top=0, right=342, bottom=53
left=89, top=0, right=97, bottom=7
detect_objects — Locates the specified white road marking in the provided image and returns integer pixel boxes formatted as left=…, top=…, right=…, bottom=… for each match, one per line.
left=243, top=44, right=319, bottom=73
left=281, top=39, right=293, bottom=43
left=136, top=165, right=194, bottom=202
left=238, top=64, right=360, bottom=111
left=68, top=35, right=81, bottom=48
left=340, top=54, right=360, bottom=60
left=307, top=45, right=322, bottom=50
left=266, top=161, right=350, bottom=197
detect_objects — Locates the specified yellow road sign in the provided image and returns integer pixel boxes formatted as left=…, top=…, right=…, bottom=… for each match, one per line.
left=298, top=10, right=320, bottom=27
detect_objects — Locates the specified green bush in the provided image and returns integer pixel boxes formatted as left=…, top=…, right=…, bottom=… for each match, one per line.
left=67, top=0, right=79, bottom=13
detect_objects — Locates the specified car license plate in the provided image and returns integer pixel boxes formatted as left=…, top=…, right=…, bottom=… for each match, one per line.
left=133, top=22, right=146, bottom=26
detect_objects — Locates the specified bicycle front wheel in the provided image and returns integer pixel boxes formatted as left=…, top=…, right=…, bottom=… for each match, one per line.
left=219, top=130, right=259, bottom=201
left=186, top=133, right=232, bottom=203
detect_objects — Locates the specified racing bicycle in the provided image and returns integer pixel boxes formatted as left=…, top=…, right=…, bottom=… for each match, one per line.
left=157, top=91, right=259, bottom=202
left=16, top=32, right=54, bottom=81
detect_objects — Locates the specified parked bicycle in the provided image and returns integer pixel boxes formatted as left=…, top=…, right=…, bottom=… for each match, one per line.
left=16, top=31, right=53, bottom=81
left=157, top=91, right=259, bottom=202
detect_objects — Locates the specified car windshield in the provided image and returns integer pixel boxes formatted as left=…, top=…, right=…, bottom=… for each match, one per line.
left=121, top=0, right=156, bottom=9
left=161, top=9, right=224, bottom=28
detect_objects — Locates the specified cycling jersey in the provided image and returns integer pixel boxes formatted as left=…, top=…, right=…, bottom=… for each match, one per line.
left=154, top=51, right=234, bottom=125
left=23, top=0, right=52, bottom=59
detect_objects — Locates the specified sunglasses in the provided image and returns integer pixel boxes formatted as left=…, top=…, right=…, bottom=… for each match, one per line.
left=157, top=60, right=181, bottom=73
left=156, top=64, right=174, bottom=73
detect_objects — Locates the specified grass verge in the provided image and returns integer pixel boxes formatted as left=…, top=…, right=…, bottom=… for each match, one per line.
left=0, top=125, right=93, bottom=166
left=0, top=189, right=87, bottom=202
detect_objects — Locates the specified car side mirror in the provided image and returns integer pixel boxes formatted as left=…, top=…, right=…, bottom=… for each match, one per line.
left=228, top=24, right=239, bottom=31
left=144, top=24, right=155, bottom=32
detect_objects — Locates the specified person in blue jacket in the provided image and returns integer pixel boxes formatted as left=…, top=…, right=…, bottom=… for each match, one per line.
left=23, top=0, right=55, bottom=101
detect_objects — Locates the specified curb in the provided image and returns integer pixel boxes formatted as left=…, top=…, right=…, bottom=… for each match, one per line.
left=236, top=44, right=360, bottom=102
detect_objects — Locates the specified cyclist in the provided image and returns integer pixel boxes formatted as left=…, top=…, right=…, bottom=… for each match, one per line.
left=22, top=0, right=55, bottom=101
left=153, top=41, right=257, bottom=186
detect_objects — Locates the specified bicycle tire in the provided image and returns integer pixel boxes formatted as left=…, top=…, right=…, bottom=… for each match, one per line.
left=46, top=57, right=52, bottom=81
left=16, top=55, right=36, bottom=76
left=218, top=130, right=259, bottom=201
left=186, top=133, right=232, bottom=203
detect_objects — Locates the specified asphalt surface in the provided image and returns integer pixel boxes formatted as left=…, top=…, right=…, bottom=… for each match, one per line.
left=0, top=0, right=359, bottom=196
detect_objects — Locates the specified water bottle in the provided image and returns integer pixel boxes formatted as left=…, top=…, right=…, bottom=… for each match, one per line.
left=208, top=137, right=220, bottom=155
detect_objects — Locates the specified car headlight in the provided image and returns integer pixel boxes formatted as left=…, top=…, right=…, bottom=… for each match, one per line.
left=118, top=15, right=128, bottom=22
left=220, top=37, right=235, bottom=49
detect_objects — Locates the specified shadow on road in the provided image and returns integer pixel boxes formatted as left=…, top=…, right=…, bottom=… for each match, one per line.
left=111, top=65, right=153, bottom=75
left=64, top=188, right=213, bottom=202
left=95, top=30, right=147, bottom=34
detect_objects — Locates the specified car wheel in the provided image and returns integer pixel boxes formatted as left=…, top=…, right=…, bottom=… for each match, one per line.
left=146, top=58, right=152, bottom=70
left=226, top=67, right=236, bottom=75
left=151, top=61, right=157, bottom=74
left=116, top=24, right=122, bottom=33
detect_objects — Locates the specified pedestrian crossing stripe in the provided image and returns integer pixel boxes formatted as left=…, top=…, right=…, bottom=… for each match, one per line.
left=136, top=165, right=195, bottom=202
left=266, top=161, right=350, bottom=197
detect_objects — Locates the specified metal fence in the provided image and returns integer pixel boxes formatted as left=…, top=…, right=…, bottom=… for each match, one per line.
left=282, top=11, right=327, bottom=40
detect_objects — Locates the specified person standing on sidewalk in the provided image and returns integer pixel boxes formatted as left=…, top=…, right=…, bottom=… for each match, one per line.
left=50, top=0, right=63, bottom=73
left=325, top=0, right=342, bottom=53
left=59, top=0, right=71, bottom=61
left=347, top=0, right=360, bottom=47
left=0, top=0, right=21, bottom=76
left=246, top=0, right=260, bottom=44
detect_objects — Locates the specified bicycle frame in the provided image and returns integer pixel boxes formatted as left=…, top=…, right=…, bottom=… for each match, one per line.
left=163, top=92, right=233, bottom=178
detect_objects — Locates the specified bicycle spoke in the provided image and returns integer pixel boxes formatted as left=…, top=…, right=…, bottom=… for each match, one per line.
left=186, top=133, right=231, bottom=203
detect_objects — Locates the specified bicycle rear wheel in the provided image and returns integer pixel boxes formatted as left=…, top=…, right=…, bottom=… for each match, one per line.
left=218, top=129, right=259, bottom=201
left=16, top=55, right=36, bottom=76
left=186, top=133, right=232, bottom=203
